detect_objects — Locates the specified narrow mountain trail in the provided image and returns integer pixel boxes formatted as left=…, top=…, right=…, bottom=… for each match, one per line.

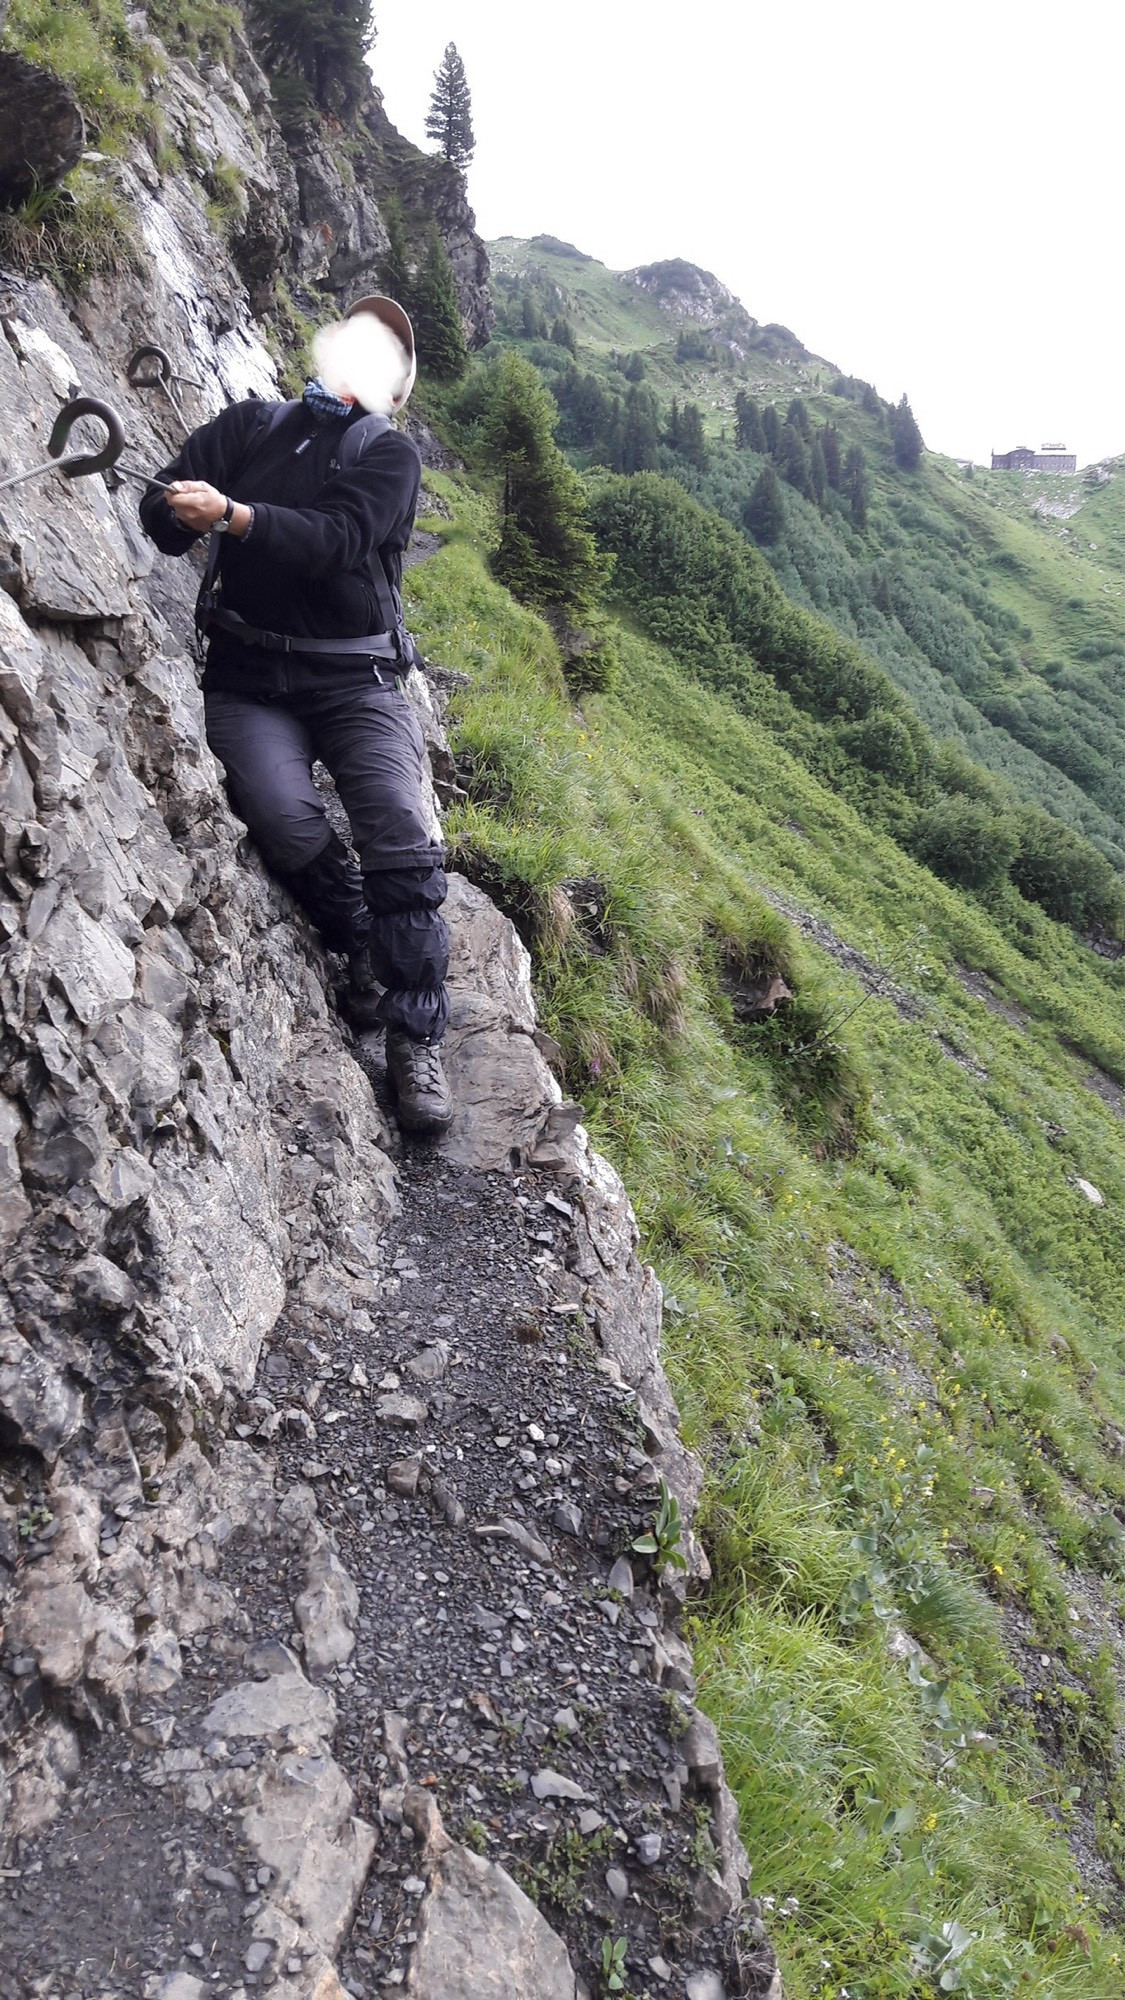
left=0, top=1138, right=765, bottom=2000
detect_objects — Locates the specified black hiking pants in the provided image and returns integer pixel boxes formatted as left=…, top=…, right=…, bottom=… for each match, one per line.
left=205, top=682, right=450, bottom=1042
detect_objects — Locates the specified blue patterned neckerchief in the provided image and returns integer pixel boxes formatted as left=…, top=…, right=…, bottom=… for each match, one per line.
left=302, top=377, right=356, bottom=424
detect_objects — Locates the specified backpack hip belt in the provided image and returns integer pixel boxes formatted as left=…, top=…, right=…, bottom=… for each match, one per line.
left=203, top=602, right=404, bottom=666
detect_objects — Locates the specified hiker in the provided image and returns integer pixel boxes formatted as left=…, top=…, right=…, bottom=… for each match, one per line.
left=138, top=296, right=452, bottom=1135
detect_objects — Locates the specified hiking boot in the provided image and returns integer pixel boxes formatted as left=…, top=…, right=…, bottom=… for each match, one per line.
left=386, top=1031, right=453, bottom=1134
left=340, top=944, right=384, bottom=1032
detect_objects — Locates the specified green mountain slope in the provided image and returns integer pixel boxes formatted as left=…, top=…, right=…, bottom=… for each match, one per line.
left=483, top=239, right=1125, bottom=879
left=406, top=486, right=1125, bottom=1998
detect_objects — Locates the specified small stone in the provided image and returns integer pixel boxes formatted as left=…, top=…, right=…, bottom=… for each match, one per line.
left=553, top=1501, right=583, bottom=1538
left=402, top=1874, right=427, bottom=1896
left=242, top=1941, right=272, bottom=1974
left=405, top=1341, right=450, bottom=1384
left=301, top=1459, right=331, bottom=1480
left=157, top=1978, right=206, bottom=2000
left=349, top=1362, right=370, bottom=1388
left=605, top=1867, right=629, bottom=1901
left=649, top=1957, right=672, bottom=1984
left=686, top=1975, right=726, bottom=2000
left=376, top=1393, right=428, bottom=1427
left=553, top=1707, right=579, bottom=1735
left=530, top=1768, right=590, bottom=1802
left=202, top=1867, right=239, bottom=1891
left=635, top=1833, right=662, bottom=1865
left=578, top=1809, right=604, bottom=1835
left=607, top=1557, right=634, bottom=1600
left=387, top=1457, right=423, bottom=1498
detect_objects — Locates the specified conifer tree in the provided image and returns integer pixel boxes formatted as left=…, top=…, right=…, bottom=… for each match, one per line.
left=479, top=351, right=610, bottom=620
left=550, top=315, right=577, bottom=353
left=378, top=195, right=411, bottom=303
left=845, top=443, right=869, bottom=528
left=786, top=396, right=810, bottom=439
left=734, top=391, right=765, bottom=451
left=624, top=351, right=646, bottom=383
left=809, top=434, right=827, bottom=506
left=892, top=393, right=924, bottom=470
left=761, top=402, right=781, bottom=455
left=777, top=422, right=812, bottom=496
left=622, top=385, right=660, bottom=473
left=412, top=224, right=468, bottom=381
left=247, top=0, right=375, bottom=115
left=677, top=401, right=709, bottom=471
left=743, top=462, right=785, bottom=544
left=820, top=422, right=843, bottom=491
left=424, top=42, right=475, bottom=172
left=521, top=294, right=548, bottom=341
left=664, top=399, right=683, bottom=453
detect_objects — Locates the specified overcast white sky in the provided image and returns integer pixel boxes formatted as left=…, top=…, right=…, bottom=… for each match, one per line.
left=370, top=0, right=1123, bottom=470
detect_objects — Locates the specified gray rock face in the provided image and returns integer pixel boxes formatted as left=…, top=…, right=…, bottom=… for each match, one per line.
left=407, top=1839, right=583, bottom=2000
left=0, top=53, right=85, bottom=210
left=0, top=16, right=760, bottom=2000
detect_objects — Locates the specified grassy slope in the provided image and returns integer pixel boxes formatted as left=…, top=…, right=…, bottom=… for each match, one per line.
left=406, top=487, right=1125, bottom=2000
left=486, top=241, right=1125, bottom=872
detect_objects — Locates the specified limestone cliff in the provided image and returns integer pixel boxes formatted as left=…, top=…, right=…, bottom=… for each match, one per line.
left=0, top=16, right=766, bottom=2000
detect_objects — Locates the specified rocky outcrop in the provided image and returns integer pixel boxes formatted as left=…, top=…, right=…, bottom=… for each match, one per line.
left=0, top=14, right=759, bottom=1996
left=0, top=53, right=85, bottom=211
left=620, top=257, right=806, bottom=361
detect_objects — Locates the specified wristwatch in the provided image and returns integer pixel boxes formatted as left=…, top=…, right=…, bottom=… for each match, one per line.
left=212, top=496, right=236, bottom=534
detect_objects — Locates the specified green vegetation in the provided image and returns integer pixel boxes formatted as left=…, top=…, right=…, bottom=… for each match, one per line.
left=244, top=0, right=375, bottom=119
left=403, top=478, right=1125, bottom=1998
left=471, top=351, right=613, bottom=686
left=411, top=224, right=469, bottom=383
left=0, top=168, right=141, bottom=295
left=424, top=40, right=475, bottom=173
left=2, top=0, right=155, bottom=144
left=485, top=238, right=1125, bottom=895
left=631, top=1477, right=687, bottom=1572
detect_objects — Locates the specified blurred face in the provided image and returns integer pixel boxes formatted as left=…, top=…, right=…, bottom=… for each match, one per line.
left=312, top=314, right=410, bottom=414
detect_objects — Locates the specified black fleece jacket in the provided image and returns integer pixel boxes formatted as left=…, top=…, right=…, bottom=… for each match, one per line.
left=139, top=398, right=422, bottom=696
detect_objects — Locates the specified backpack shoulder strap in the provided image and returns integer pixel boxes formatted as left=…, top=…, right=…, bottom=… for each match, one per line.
left=334, top=410, right=393, bottom=472
left=193, top=400, right=296, bottom=657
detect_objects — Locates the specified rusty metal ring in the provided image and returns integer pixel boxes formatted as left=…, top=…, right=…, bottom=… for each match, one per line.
left=47, top=397, right=128, bottom=478
left=127, top=344, right=173, bottom=391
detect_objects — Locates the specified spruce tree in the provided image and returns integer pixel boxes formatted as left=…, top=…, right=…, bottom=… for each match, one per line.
left=734, top=391, right=765, bottom=451
left=777, top=422, right=812, bottom=496
left=412, top=224, right=468, bottom=382
left=479, top=351, right=610, bottom=620
left=892, top=393, right=924, bottom=470
left=521, top=294, right=548, bottom=341
left=624, top=351, right=646, bottom=383
left=761, top=402, right=781, bottom=455
left=622, top=385, right=660, bottom=473
left=820, top=422, right=843, bottom=491
left=424, top=42, right=475, bottom=172
left=809, top=434, right=827, bottom=506
left=845, top=443, right=869, bottom=528
left=677, top=402, right=708, bottom=470
left=664, top=399, right=683, bottom=453
left=743, top=462, right=785, bottom=544
left=786, top=396, right=810, bottom=439
left=247, top=0, right=375, bottom=115
left=378, top=195, right=411, bottom=303
left=550, top=315, right=577, bottom=353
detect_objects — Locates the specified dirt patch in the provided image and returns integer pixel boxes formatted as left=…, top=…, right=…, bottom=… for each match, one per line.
left=953, top=962, right=1027, bottom=1030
